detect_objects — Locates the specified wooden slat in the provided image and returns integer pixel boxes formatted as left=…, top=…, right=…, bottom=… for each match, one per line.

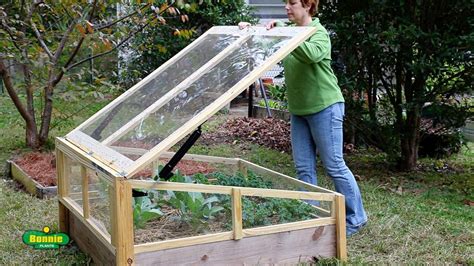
left=240, top=159, right=336, bottom=194
left=208, top=25, right=316, bottom=37
left=60, top=197, right=114, bottom=253
left=56, top=149, right=70, bottom=197
left=58, top=201, right=70, bottom=234
left=134, top=225, right=336, bottom=265
left=128, top=180, right=233, bottom=195
left=231, top=188, right=243, bottom=240
left=66, top=131, right=133, bottom=173
left=134, top=232, right=233, bottom=254
left=72, top=30, right=215, bottom=133
left=128, top=27, right=316, bottom=177
left=159, top=152, right=240, bottom=165
left=243, top=217, right=336, bottom=237
left=69, top=213, right=116, bottom=265
left=112, top=179, right=134, bottom=265
left=335, top=194, right=347, bottom=261
left=102, top=34, right=251, bottom=146
left=81, top=166, right=90, bottom=219
left=240, top=187, right=335, bottom=201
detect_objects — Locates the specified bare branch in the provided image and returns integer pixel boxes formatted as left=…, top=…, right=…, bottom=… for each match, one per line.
left=30, top=20, right=54, bottom=59
left=65, top=2, right=177, bottom=72
left=66, top=20, right=151, bottom=71
left=53, top=18, right=77, bottom=63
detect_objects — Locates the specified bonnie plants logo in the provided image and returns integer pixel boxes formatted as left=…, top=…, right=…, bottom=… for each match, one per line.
left=22, top=226, right=70, bottom=249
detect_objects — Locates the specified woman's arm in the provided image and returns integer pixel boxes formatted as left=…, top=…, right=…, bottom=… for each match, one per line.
left=291, top=29, right=330, bottom=64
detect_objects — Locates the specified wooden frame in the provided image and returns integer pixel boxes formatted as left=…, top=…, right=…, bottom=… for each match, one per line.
left=56, top=25, right=347, bottom=265
left=56, top=137, right=347, bottom=265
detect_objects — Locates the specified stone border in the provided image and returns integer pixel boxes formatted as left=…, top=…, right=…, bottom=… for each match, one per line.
left=6, top=160, right=57, bottom=199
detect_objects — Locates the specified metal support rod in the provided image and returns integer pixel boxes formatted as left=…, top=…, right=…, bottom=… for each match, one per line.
left=159, top=125, right=202, bottom=181
left=258, top=78, right=272, bottom=118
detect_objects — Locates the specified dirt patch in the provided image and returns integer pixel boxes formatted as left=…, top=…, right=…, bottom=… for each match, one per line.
left=201, top=117, right=291, bottom=152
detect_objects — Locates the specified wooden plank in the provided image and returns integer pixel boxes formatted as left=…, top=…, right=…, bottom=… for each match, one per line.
left=134, top=225, right=336, bottom=265
left=240, top=187, right=335, bottom=201
left=128, top=27, right=316, bottom=177
left=56, top=138, right=120, bottom=182
left=60, top=197, right=114, bottom=252
left=9, top=160, right=57, bottom=198
left=56, top=149, right=70, bottom=197
left=335, top=194, right=347, bottom=261
left=134, top=232, right=233, bottom=254
left=128, top=180, right=233, bottom=195
left=69, top=211, right=116, bottom=265
left=66, top=131, right=133, bottom=173
left=240, top=159, right=336, bottom=194
left=58, top=201, right=70, bottom=234
left=112, top=179, right=134, bottom=265
left=81, top=166, right=90, bottom=219
left=159, top=152, right=239, bottom=165
left=231, top=188, right=243, bottom=240
left=243, top=217, right=335, bottom=237
left=72, top=29, right=215, bottom=133
left=102, top=35, right=252, bottom=146
left=208, top=25, right=316, bottom=37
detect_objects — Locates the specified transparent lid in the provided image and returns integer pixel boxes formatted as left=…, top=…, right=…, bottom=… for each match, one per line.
left=66, top=26, right=316, bottom=176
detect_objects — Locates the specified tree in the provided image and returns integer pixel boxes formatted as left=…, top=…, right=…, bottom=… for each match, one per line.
left=0, top=0, right=195, bottom=149
left=323, top=0, right=473, bottom=170
left=121, top=0, right=257, bottom=85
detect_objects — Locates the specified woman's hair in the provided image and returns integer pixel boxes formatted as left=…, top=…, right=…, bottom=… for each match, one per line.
left=300, top=0, right=319, bottom=16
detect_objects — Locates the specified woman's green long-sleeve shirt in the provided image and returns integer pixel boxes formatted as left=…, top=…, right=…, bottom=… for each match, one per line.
left=279, top=18, right=344, bottom=116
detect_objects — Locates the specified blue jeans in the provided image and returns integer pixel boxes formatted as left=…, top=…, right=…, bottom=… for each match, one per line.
left=291, top=102, right=367, bottom=235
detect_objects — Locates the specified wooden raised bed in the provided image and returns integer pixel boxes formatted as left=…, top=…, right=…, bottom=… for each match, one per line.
left=56, top=138, right=347, bottom=265
left=56, top=26, right=347, bottom=265
left=7, top=160, right=57, bottom=199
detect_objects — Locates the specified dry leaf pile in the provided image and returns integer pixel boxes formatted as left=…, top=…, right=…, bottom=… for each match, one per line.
left=202, top=117, right=291, bottom=152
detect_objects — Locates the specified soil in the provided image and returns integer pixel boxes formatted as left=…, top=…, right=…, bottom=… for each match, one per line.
left=13, top=152, right=57, bottom=187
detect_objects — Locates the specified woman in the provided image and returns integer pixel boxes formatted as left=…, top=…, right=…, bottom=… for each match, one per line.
left=239, top=0, right=367, bottom=236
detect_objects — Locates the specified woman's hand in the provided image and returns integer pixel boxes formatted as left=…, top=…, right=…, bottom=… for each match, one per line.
left=238, top=22, right=251, bottom=30
left=266, top=20, right=278, bottom=30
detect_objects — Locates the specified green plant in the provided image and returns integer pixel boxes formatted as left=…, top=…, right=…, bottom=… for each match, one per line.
left=133, top=195, right=163, bottom=229
left=266, top=83, right=287, bottom=103
left=258, top=99, right=287, bottom=110
left=159, top=170, right=224, bottom=232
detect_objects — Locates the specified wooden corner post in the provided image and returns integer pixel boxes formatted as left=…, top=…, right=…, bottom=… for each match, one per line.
left=112, top=178, right=134, bottom=265
left=56, top=148, right=70, bottom=233
left=335, top=194, right=347, bottom=261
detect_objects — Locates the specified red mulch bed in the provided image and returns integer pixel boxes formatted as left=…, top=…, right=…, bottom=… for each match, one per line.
left=13, top=152, right=57, bottom=187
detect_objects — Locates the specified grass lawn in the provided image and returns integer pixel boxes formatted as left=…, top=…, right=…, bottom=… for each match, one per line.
left=0, top=95, right=472, bottom=264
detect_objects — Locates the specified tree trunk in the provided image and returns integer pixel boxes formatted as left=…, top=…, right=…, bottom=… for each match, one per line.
left=399, top=108, right=421, bottom=171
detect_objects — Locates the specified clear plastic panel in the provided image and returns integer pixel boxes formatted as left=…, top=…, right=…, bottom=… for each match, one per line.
left=134, top=189, right=231, bottom=245
left=80, top=34, right=238, bottom=142
left=88, top=171, right=112, bottom=236
left=241, top=195, right=325, bottom=229
left=111, top=36, right=290, bottom=158
left=67, top=158, right=83, bottom=208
